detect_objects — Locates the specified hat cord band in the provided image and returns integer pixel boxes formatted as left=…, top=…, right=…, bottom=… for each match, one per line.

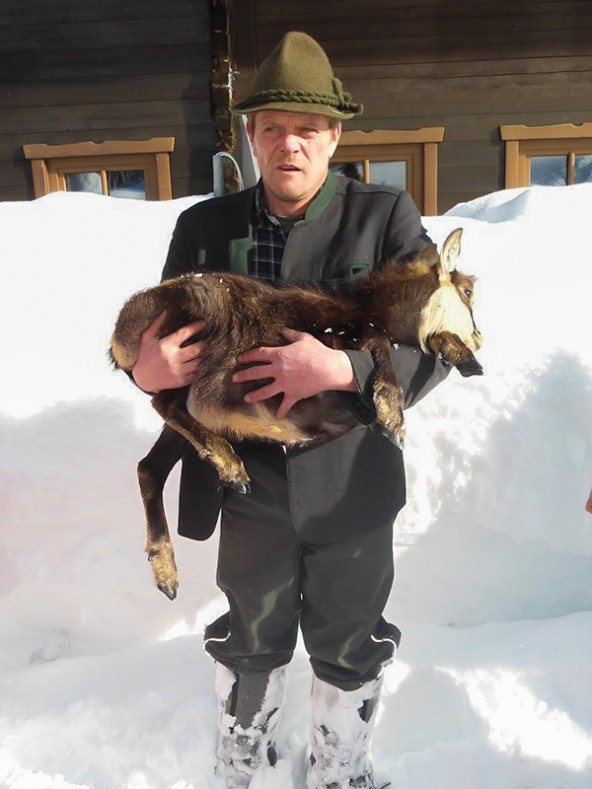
left=241, top=87, right=361, bottom=113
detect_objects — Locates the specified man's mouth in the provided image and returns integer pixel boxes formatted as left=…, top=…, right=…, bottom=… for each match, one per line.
left=277, top=164, right=301, bottom=172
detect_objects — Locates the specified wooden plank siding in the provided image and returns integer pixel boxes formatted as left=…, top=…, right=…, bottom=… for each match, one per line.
left=1, top=0, right=218, bottom=201
left=230, top=0, right=592, bottom=213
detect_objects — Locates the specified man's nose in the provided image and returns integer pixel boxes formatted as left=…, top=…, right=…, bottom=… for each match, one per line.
left=279, top=134, right=301, bottom=153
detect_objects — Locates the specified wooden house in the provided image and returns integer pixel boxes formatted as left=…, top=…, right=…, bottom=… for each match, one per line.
left=1, top=0, right=222, bottom=201
left=3, top=0, right=592, bottom=214
left=230, top=0, right=592, bottom=214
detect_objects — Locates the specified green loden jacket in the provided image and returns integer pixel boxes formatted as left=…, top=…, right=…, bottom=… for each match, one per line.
left=162, top=173, right=450, bottom=543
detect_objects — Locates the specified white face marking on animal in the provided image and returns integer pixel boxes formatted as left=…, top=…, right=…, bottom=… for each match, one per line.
left=419, top=283, right=479, bottom=350
left=417, top=228, right=481, bottom=352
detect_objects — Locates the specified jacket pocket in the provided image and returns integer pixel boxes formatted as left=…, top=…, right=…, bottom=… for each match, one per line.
left=321, top=261, right=370, bottom=288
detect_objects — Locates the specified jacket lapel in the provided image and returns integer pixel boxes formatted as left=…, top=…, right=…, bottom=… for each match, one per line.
left=229, top=228, right=254, bottom=274
left=280, top=174, right=337, bottom=282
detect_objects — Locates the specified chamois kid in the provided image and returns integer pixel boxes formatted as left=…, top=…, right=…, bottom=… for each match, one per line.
left=111, top=227, right=482, bottom=598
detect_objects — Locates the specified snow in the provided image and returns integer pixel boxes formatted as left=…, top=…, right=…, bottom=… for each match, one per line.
left=1, top=185, right=591, bottom=788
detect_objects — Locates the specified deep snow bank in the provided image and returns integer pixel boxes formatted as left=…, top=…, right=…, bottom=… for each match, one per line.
left=1, top=187, right=591, bottom=788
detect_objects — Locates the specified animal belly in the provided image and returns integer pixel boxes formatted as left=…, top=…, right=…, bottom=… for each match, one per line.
left=185, top=389, right=358, bottom=446
left=186, top=395, right=316, bottom=445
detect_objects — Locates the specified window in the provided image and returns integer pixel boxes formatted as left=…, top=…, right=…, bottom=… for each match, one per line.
left=23, top=138, right=175, bottom=200
left=501, top=124, right=592, bottom=188
left=330, top=128, right=444, bottom=215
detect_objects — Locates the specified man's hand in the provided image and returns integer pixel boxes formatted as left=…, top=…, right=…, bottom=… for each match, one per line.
left=132, top=311, right=206, bottom=393
left=232, top=328, right=357, bottom=418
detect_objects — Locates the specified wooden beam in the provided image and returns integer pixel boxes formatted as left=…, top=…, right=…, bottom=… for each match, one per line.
left=23, top=138, right=175, bottom=160
left=504, top=140, right=521, bottom=188
left=500, top=123, right=592, bottom=141
left=154, top=153, right=173, bottom=200
left=29, top=159, right=50, bottom=198
left=423, top=142, right=438, bottom=215
left=339, top=128, right=445, bottom=146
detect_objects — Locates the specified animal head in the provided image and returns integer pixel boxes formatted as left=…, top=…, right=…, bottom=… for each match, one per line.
left=417, top=228, right=482, bottom=353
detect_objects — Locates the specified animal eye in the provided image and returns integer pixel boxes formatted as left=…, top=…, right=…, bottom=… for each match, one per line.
left=463, top=287, right=472, bottom=298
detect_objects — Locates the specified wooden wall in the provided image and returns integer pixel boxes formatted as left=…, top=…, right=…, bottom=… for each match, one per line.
left=1, top=0, right=219, bottom=201
left=230, top=0, right=592, bottom=213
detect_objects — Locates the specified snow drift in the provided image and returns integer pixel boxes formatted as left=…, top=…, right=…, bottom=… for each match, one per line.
left=1, top=185, right=591, bottom=788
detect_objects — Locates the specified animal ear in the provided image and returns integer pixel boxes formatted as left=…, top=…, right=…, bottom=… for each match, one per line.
left=438, top=228, right=463, bottom=280
left=417, top=243, right=439, bottom=265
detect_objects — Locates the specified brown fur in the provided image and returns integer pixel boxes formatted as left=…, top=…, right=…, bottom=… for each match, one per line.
left=111, top=228, right=482, bottom=599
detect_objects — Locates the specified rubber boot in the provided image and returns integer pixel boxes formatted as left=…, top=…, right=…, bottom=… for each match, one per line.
left=307, top=674, right=384, bottom=789
left=215, top=663, right=287, bottom=788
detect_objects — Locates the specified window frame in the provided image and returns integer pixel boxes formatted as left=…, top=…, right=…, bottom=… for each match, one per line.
left=23, top=138, right=175, bottom=200
left=500, top=124, right=592, bottom=188
left=331, top=128, right=444, bottom=215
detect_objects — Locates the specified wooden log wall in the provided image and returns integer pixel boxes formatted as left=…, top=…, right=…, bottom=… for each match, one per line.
left=1, top=0, right=219, bottom=200
left=231, top=0, right=592, bottom=213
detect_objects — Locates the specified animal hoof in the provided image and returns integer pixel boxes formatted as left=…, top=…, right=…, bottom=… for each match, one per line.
left=393, top=432, right=405, bottom=450
left=456, top=358, right=484, bottom=377
left=158, top=583, right=177, bottom=601
left=375, top=423, right=405, bottom=449
left=227, top=480, right=251, bottom=494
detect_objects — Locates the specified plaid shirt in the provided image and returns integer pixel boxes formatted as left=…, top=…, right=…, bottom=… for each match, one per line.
left=251, top=183, right=289, bottom=283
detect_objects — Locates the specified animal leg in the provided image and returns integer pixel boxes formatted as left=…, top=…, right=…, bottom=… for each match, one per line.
left=138, top=425, right=186, bottom=600
left=426, top=331, right=484, bottom=377
left=151, top=392, right=251, bottom=493
left=368, top=337, right=406, bottom=447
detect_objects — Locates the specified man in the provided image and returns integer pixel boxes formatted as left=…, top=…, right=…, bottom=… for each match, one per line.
left=132, top=31, right=449, bottom=789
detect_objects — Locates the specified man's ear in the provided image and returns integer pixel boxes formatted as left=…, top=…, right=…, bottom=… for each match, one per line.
left=328, top=123, right=342, bottom=158
left=246, top=115, right=256, bottom=146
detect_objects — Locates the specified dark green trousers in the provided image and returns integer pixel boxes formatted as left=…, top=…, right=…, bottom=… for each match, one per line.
left=204, top=442, right=400, bottom=691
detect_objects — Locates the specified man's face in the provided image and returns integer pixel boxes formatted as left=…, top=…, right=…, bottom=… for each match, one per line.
left=248, top=111, right=341, bottom=217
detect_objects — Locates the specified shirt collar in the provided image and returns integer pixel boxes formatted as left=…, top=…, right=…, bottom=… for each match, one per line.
left=254, top=181, right=281, bottom=228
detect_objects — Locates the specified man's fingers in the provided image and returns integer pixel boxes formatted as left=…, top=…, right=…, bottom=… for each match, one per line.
left=176, top=339, right=205, bottom=362
left=238, top=333, right=310, bottom=365
left=280, top=328, right=307, bottom=342
left=143, top=314, right=204, bottom=345
left=144, top=310, right=168, bottom=339
left=176, top=319, right=206, bottom=344
left=233, top=362, right=273, bottom=384
left=244, top=382, right=281, bottom=403
left=276, top=394, right=298, bottom=419
left=238, top=346, right=276, bottom=364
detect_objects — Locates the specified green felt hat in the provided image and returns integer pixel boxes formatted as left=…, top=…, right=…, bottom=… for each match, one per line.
left=232, top=31, right=363, bottom=119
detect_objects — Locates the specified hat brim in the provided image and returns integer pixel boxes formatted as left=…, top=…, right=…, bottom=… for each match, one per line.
left=231, top=99, right=361, bottom=120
